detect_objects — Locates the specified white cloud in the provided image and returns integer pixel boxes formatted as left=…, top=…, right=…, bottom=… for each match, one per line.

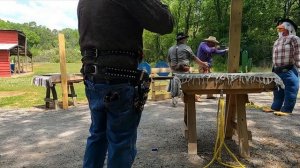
left=0, top=0, right=79, bottom=30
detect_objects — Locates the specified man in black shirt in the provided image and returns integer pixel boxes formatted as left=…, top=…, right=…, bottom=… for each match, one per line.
left=77, top=0, right=174, bottom=167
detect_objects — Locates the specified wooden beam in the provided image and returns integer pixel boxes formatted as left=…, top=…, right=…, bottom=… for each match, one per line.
left=58, top=33, right=68, bottom=110
left=236, top=94, right=250, bottom=157
left=186, top=94, right=197, bottom=155
left=227, top=0, right=243, bottom=73
left=17, top=47, right=20, bottom=74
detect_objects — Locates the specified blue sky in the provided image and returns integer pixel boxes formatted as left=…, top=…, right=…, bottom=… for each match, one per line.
left=0, top=0, right=79, bottom=30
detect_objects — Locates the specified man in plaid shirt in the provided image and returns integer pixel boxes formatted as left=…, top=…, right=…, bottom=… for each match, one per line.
left=270, top=18, right=300, bottom=116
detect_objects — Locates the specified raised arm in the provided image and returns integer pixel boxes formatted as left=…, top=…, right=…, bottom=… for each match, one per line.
left=215, top=48, right=228, bottom=55
left=112, top=0, right=174, bottom=34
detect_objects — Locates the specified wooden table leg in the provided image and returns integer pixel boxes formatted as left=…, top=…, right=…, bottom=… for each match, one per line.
left=183, top=93, right=188, bottom=139
left=236, top=94, right=250, bottom=157
left=45, top=87, right=51, bottom=108
left=186, top=94, right=197, bottom=155
left=68, top=83, right=77, bottom=106
left=225, top=94, right=237, bottom=139
left=51, top=84, right=58, bottom=110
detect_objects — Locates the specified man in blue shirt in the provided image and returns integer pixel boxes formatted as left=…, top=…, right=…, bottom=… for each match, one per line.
left=197, top=36, right=228, bottom=99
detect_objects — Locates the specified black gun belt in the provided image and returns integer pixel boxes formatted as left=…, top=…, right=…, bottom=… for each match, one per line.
left=273, top=65, right=294, bottom=73
left=82, top=49, right=138, bottom=58
left=83, top=64, right=141, bottom=84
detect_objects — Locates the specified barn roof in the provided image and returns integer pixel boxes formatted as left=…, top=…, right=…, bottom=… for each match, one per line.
left=0, top=44, right=18, bottom=50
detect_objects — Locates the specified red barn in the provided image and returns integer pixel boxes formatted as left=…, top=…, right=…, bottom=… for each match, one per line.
left=0, top=30, right=32, bottom=77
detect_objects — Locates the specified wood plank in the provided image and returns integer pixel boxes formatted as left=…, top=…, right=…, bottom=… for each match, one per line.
left=186, top=94, right=197, bottom=155
left=232, top=121, right=252, bottom=140
left=149, top=93, right=171, bottom=101
left=182, top=121, right=188, bottom=140
left=50, top=74, right=83, bottom=84
left=227, top=0, right=243, bottom=73
left=58, top=33, right=68, bottom=110
left=236, top=94, right=250, bottom=157
left=152, top=84, right=168, bottom=91
left=225, top=94, right=236, bottom=139
left=181, top=79, right=275, bottom=91
left=226, top=0, right=243, bottom=148
left=184, top=94, right=188, bottom=139
left=151, top=68, right=171, bottom=74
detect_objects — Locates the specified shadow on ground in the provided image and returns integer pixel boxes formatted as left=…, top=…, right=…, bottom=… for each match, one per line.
left=0, top=93, right=299, bottom=168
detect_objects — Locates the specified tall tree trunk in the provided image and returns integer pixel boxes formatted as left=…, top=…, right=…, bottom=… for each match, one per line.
left=176, top=0, right=183, bottom=34
left=184, top=2, right=193, bottom=34
left=213, top=0, right=223, bottom=37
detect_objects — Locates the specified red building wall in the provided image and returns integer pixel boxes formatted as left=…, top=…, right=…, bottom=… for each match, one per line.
left=0, top=30, right=19, bottom=77
left=0, top=50, right=10, bottom=77
left=0, top=31, right=18, bottom=44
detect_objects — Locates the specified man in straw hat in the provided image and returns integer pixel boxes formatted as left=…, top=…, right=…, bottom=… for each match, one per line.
left=263, top=18, right=300, bottom=116
left=167, top=32, right=208, bottom=105
left=196, top=36, right=228, bottom=99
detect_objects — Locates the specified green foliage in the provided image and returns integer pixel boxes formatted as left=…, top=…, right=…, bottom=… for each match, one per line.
left=1, top=0, right=300, bottom=68
left=0, top=19, right=80, bottom=63
left=211, top=54, right=227, bottom=72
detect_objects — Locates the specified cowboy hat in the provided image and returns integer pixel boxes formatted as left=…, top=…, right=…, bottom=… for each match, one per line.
left=276, top=18, right=298, bottom=32
left=203, top=36, right=219, bottom=44
left=176, top=32, right=189, bottom=41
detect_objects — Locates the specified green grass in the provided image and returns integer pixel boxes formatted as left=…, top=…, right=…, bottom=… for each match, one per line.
left=0, top=63, right=281, bottom=109
left=0, top=63, right=86, bottom=108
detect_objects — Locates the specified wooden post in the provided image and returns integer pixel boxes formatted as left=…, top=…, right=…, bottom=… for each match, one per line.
left=236, top=94, right=250, bottom=157
left=17, top=46, right=20, bottom=74
left=25, top=38, right=27, bottom=72
left=228, top=0, right=243, bottom=73
left=58, top=33, right=68, bottom=110
left=226, top=0, right=244, bottom=136
left=186, top=94, right=197, bottom=155
left=226, top=0, right=250, bottom=157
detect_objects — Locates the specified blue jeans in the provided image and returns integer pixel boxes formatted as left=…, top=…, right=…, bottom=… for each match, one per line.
left=272, top=66, right=299, bottom=113
left=83, top=80, right=141, bottom=168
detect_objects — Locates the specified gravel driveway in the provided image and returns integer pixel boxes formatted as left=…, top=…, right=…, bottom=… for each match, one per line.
left=0, top=93, right=299, bottom=168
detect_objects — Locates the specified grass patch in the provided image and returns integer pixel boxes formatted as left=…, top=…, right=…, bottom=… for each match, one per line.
left=0, top=63, right=283, bottom=109
left=0, top=63, right=86, bottom=109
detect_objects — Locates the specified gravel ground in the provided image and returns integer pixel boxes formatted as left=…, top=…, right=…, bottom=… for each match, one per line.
left=0, top=92, right=299, bottom=168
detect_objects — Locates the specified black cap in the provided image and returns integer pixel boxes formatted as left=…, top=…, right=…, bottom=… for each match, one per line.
left=277, top=18, right=298, bottom=32
left=176, top=32, right=189, bottom=41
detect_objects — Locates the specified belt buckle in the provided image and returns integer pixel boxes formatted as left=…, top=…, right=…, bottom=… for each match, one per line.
left=91, top=65, right=98, bottom=75
left=84, top=64, right=98, bottom=75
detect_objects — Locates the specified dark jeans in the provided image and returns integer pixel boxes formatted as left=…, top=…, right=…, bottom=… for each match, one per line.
left=83, top=80, right=141, bottom=168
left=272, top=66, right=299, bottom=113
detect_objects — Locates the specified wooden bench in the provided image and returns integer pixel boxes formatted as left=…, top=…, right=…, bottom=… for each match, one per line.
left=149, top=68, right=173, bottom=101
left=33, top=74, right=83, bottom=109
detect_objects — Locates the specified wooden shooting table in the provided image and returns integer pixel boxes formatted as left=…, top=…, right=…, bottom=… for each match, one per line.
left=32, top=73, right=83, bottom=109
left=176, top=72, right=284, bottom=157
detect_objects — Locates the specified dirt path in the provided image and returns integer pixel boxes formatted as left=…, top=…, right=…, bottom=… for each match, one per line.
left=0, top=93, right=299, bottom=168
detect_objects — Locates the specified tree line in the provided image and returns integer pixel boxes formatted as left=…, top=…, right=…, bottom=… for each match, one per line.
left=0, top=0, right=299, bottom=70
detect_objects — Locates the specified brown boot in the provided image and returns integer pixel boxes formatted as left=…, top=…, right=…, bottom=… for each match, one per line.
left=262, top=107, right=275, bottom=113
left=273, top=111, right=291, bottom=116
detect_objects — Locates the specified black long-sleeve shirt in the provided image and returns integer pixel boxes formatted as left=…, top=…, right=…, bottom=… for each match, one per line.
left=77, top=0, right=174, bottom=52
